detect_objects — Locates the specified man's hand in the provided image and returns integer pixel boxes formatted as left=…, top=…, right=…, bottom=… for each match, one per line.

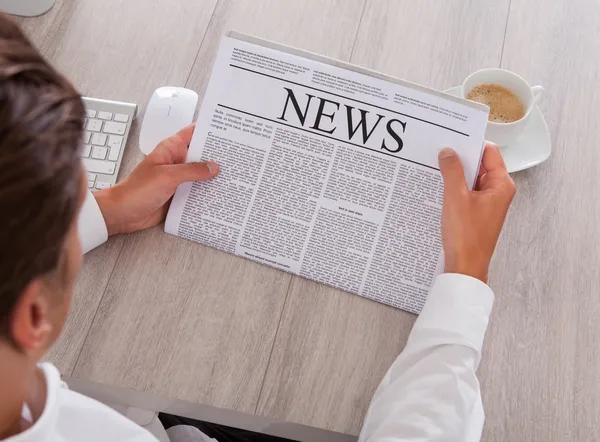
left=438, top=143, right=516, bottom=283
left=94, top=124, right=219, bottom=236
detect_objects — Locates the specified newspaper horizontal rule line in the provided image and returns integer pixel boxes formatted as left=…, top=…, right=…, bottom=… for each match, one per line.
left=216, top=104, right=441, bottom=172
left=229, top=63, right=469, bottom=137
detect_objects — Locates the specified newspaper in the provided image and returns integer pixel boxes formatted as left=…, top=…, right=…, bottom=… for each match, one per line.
left=165, top=32, right=489, bottom=314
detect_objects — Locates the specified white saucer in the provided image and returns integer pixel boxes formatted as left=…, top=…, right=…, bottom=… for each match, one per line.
left=445, top=86, right=551, bottom=173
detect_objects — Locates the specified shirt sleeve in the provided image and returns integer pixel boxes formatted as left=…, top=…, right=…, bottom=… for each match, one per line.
left=359, top=273, right=494, bottom=442
left=78, top=191, right=108, bottom=254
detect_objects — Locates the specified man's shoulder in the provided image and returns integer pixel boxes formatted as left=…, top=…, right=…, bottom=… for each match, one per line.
left=56, top=388, right=158, bottom=441
left=41, top=364, right=157, bottom=442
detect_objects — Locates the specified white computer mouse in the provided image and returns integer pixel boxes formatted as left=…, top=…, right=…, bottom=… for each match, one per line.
left=139, top=86, right=199, bottom=155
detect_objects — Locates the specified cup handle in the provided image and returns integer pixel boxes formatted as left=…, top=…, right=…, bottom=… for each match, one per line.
left=531, top=85, right=544, bottom=103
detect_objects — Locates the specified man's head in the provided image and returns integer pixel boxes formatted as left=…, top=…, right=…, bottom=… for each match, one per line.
left=0, top=14, right=86, bottom=361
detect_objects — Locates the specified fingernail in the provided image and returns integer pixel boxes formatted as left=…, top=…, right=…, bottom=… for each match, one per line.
left=486, top=142, right=499, bottom=149
left=439, top=148, right=456, bottom=159
left=207, top=161, right=219, bottom=176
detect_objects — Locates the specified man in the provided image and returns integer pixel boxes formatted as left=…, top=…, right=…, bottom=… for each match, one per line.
left=0, top=14, right=515, bottom=442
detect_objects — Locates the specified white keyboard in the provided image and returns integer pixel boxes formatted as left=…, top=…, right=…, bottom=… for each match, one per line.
left=81, top=97, right=137, bottom=190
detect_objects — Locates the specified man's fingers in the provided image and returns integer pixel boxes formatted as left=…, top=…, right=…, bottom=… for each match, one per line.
left=167, top=161, right=219, bottom=185
left=481, top=143, right=508, bottom=174
left=478, top=143, right=516, bottom=197
left=149, top=124, right=197, bottom=164
left=477, top=160, right=487, bottom=179
left=476, top=172, right=490, bottom=190
left=438, top=148, right=468, bottom=197
left=173, top=123, right=196, bottom=146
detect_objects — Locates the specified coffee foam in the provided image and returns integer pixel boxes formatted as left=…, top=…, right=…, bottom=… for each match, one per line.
left=466, top=84, right=525, bottom=123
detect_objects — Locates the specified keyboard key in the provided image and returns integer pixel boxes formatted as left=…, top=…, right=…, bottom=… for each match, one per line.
left=98, top=111, right=113, bottom=120
left=95, top=182, right=112, bottom=190
left=87, top=172, right=97, bottom=182
left=88, top=180, right=95, bottom=189
left=81, top=144, right=92, bottom=158
left=114, top=113, right=129, bottom=123
left=108, top=144, right=121, bottom=161
left=91, top=133, right=107, bottom=146
left=82, top=158, right=116, bottom=175
left=108, top=135, right=123, bottom=149
left=91, top=146, right=108, bottom=160
left=86, top=110, right=97, bottom=118
left=87, top=119, right=103, bottom=132
left=102, top=121, right=127, bottom=135
left=83, top=131, right=91, bottom=144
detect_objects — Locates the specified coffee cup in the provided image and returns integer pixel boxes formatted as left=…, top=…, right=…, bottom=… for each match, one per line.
left=462, top=68, right=543, bottom=146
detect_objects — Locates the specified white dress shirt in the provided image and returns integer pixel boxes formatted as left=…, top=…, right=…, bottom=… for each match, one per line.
left=358, top=274, right=493, bottom=442
left=4, top=191, right=494, bottom=442
left=78, top=190, right=109, bottom=253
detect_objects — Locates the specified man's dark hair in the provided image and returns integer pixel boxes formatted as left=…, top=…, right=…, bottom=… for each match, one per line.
left=0, top=14, right=85, bottom=339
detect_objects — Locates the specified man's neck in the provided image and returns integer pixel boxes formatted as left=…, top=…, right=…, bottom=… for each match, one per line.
left=0, top=344, right=45, bottom=439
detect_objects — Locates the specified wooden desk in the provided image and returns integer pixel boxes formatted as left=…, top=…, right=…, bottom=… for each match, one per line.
left=18, top=0, right=600, bottom=440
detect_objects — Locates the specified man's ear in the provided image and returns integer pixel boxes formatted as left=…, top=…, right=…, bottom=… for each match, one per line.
left=10, top=280, right=53, bottom=352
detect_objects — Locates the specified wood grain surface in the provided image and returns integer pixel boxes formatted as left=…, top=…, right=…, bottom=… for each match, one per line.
left=479, top=0, right=600, bottom=440
left=14, top=0, right=600, bottom=439
left=72, top=225, right=292, bottom=414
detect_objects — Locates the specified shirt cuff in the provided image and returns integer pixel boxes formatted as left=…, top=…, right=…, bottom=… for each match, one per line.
left=413, top=273, right=494, bottom=352
left=78, top=191, right=109, bottom=253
